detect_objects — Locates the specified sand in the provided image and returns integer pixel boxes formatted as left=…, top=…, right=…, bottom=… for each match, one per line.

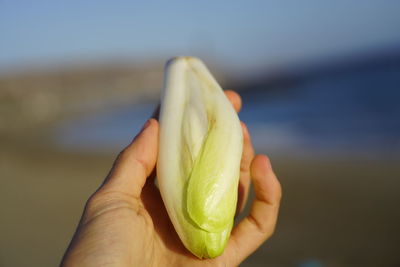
left=1, top=137, right=399, bottom=267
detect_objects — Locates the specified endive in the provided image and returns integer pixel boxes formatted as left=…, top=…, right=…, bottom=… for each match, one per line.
left=157, top=57, right=243, bottom=258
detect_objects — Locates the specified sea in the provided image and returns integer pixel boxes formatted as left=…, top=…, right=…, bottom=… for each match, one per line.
left=54, top=56, right=400, bottom=159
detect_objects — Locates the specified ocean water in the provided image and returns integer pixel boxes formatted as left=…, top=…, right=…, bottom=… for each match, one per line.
left=54, top=62, right=400, bottom=158
left=239, top=63, right=400, bottom=157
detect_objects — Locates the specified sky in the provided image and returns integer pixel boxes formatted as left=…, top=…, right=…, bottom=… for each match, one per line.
left=1, top=0, right=400, bottom=75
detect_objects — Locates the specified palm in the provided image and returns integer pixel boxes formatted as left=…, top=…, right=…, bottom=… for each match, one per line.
left=141, top=176, right=198, bottom=265
left=78, top=180, right=231, bottom=266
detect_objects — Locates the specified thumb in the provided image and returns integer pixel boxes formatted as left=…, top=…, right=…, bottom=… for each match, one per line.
left=99, top=118, right=159, bottom=198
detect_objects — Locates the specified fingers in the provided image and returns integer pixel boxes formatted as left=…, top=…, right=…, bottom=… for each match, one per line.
left=236, top=122, right=254, bottom=215
left=100, top=119, right=159, bottom=198
left=227, top=155, right=282, bottom=265
left=224, top=90, right=242, bottom=113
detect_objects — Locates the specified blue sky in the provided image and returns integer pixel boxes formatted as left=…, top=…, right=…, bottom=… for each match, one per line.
left=1, top=0, right=400, bottom=74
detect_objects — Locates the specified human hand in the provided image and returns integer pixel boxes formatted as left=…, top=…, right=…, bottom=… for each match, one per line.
left=61, top=91, right=282, bottom=267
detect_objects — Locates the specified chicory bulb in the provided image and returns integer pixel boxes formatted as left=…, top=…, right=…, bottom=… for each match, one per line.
left=157, top=57, right=243, bottom=258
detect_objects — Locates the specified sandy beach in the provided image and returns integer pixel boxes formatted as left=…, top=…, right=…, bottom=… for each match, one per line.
left=1, top=134, right=399, bottom=267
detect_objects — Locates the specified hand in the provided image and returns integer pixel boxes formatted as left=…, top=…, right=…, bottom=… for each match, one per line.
left=61, top=91, right=282, bottom=267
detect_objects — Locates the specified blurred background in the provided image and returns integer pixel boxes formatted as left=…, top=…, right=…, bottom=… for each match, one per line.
left=1, top=1, right=399, bottom=266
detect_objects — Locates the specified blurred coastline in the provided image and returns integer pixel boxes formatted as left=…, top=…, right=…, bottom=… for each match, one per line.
left=1, top=50, right=400, bottom=266
left=0, top=61, right=163, bottom=136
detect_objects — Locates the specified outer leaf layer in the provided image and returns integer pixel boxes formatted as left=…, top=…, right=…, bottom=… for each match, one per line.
left=157, top=57, right=243, bottom=258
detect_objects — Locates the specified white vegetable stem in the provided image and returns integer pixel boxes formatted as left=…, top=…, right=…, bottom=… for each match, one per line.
left=157, top=57, right=243, bottom=258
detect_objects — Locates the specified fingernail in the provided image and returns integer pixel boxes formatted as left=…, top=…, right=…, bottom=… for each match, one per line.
left=142, top=119, right=151, bottom=131
left=132, top=120, right=151, bottom=142
left=138, top=120, right=151, bottom=136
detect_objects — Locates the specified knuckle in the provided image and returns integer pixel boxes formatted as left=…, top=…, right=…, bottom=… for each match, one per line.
left=248, top=214, right=269, bottom=235
left=240, top=163, right=250, bottom=173
left=265, top=228, right=275, bottom=241
left=116, top=148, right=149, bottom=174
left=132, top=157, right=149, bottom=174
left=85, top=192, right=109, bottom=213
left=117, top=147, right=130, bottom=161
left=275, top=179, right=283, bottom=203
left=85, top=190, right=138, bottom=217
left=269, top=223, right=277, bottom=237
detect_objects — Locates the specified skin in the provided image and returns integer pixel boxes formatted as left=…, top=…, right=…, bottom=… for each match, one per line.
left=61, top=91, right=282, bottom=267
